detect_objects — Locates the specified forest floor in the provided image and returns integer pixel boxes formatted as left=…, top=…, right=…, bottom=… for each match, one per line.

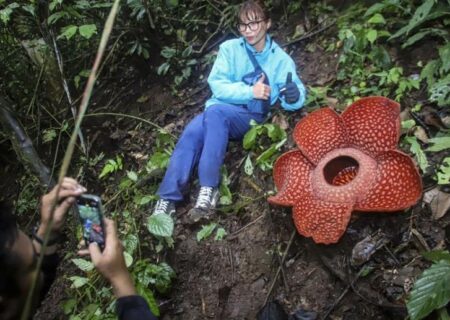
left=25, top=7, right=450, bottom=320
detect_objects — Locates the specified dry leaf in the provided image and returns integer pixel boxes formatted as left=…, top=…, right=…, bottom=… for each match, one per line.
left=413, top=126, right=429, bottom=143
left=271, top=113, right=289, bottom=130
left=423, top=187, right=450, bottom=220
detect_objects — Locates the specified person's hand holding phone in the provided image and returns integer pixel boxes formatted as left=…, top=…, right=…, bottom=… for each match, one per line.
left=87, top=219, right=136, bottom=298
left=38, top=178, right=86, bottom=239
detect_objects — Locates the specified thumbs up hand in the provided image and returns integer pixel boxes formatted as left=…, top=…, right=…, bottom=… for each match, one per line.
left=280, top=72, right=300, bottom=104
left=252, top=73, right=271, bottom=100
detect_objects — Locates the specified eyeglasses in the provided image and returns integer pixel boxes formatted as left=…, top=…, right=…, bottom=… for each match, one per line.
left=237, top=19, right=267, bottom=32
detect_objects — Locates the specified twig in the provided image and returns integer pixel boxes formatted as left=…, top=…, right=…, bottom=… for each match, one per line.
left=84, top=112, right=177, bottom=139
left=282, top=20, right=336, bottom=48
left=50, top=30, right=87, bottom=154
left=27, top=61, right=46, bottom=115
left=227, top=214, right=265, bottom=240
left=264, top=230, right=297, bottom=305
left=323, top=270, right=363, bottom=319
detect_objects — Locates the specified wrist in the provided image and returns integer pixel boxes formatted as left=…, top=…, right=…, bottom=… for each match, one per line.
left=34, top=224, right=62, bottom=246
left=110, top=272, right=137, bottom=298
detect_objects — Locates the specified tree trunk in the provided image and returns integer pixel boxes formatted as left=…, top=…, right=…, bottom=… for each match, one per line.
left=0, top=96, right=55, bottom=188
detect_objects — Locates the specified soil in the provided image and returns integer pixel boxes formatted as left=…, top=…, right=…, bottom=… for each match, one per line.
left=11, top=9, right=449, bottom=320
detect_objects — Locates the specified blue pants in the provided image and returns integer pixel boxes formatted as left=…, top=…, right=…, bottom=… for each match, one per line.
left=157, top=104, right=265, bottom=201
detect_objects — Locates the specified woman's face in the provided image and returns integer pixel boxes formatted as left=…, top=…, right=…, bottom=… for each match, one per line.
left=238, top=11, right=271, bottom=51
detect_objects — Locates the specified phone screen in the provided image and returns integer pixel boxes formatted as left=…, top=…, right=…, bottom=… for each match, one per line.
left=76, top=195, right=105, bottom=248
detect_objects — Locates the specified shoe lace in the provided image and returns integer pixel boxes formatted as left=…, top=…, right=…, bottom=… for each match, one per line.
left=155, top=199, right=169, bottom=214
left=195, top=187, right=213, bottom=208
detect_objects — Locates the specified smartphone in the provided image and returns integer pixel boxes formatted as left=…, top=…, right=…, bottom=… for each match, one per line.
left=75, top=194, right=105, bottom=249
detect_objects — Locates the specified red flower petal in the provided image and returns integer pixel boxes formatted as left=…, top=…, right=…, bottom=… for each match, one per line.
left=341, top=96, right=400, bottom=157
left=292, top=198, right=353, bottom=244
left=293, top=108, right=348, bottom=165
left=268, top=150, right=314, bottom=206
left=355, top=150, right=422, bottom=211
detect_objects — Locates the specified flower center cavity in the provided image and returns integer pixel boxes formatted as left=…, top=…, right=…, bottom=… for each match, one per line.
left=323, top=156, right=359, bottom=186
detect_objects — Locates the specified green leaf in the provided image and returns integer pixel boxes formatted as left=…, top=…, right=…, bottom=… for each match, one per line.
left=43, top=129, right=57, bottom=143
left=0, top=3, right=19, bottom=24
left=219, top=167, right=232, bottom=205
left=429, top=77, right=450, bottom=107
left=407, top=260, right=450, bottom=320
left=437, top=157, right=450, bottom=185
left=59, top=25, right=78, bottom=40
left=136, top=283, right=160, bottom=316
left=364, top=2, right=389, bottom=17
left=63, top=298, right=77, bottom=314
left=244, top=155, right=254, bottom=176
left=214, top=227, right=227, bottom=241
left=402, top=119, right=416, bottom=130
left=127, top=170, right=138, bottom=182
left=367, top=13, right=386, bottom=24
left=197, top=223, right=217, bottom=242
left=147, top=213, right=174, bottom=237
left=123, top=251, right=133, bottom=267
left=165, top=0, right=179, bottom=7
left=157, top=62, right=170, bottom=75
left=79, top=24, right=97, bottom=39
left=69, top=276, right=89, bottom=288
left=161, top=46, right=176, bottom=58
left=421, top=60, right=439, bottom=88
left=243, top=127, right=257, bottom=150
left=390, top=0, right=435, bottom=39
left=256, top=145, right=277, bottom=165
left=366, top=29, right=377, bottom=44
left=405, top=136, right=429, bottom=172
left=423, top=250, right=450, bottom=263
left=439, top=43, right=450, bottom=73
left=123, top=234, right=139, bottom=255
left=71, top=258, right=94, bottom=272
left=426, top=137, right=450, bottom=152
left=403, top=29, right=448, bottom=49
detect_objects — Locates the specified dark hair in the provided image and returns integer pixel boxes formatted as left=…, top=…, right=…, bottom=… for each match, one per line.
left=238, top=0, right=269, bottom=21
left=0, top=201, right=22, bottom=305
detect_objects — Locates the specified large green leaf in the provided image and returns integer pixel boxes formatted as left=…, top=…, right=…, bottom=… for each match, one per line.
left=407, top=260, right=450, bottom=320
left=403, top=29, right=448, bottom=48
left=390, top=0, right=435, bottom=39
left=426, top=137, right=450, bottom=152
left=71, top=258, right=94, bottom=272
left=79, top=24, right=97, bottom=39
left=147, top=213, right=174, bottom=237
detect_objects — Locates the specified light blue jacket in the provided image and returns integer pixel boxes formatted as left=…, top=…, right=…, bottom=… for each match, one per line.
left=206, top=35, right=306, bottom=111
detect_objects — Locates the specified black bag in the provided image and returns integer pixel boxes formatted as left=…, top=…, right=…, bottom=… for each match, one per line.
left=241, top=45, right=271, bottom=115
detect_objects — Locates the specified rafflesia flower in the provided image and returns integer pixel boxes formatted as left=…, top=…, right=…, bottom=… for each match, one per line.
left=268, top=96, right=422, bottom=244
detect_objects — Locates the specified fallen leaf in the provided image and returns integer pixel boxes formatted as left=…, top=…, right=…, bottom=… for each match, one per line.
left=423, top=187, right=450, bottom=220
left=413, top=126, right=429, bottom=143
left=271, top=113, right=289, bottom=130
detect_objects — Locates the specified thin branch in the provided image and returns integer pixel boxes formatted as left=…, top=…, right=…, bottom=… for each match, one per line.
left=263, top=230, right=297, bottom=305
left=84, top=112, right=177, bottom=139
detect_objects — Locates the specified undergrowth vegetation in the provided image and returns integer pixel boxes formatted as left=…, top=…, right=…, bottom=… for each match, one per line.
left=1, top=0, right=449, bottom=319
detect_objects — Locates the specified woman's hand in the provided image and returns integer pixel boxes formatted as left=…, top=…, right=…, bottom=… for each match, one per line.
left=88, top=219, right=136, bottom=298
left=252, top=73, right=271, bottom=100
left=38, top=178, right=86, bottom=237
